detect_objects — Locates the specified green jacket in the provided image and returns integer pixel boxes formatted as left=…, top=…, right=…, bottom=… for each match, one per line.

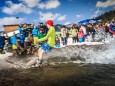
left=38, top=26, right=56, bottom=47
left=38, top=31, right=45, bottom=39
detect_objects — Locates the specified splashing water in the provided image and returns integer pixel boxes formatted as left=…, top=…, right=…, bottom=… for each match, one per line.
left=45, top=28, right=115, bottom=64
left=4, top=29, right=115, bottom=69
left=45, top=39, right=115, bottom=64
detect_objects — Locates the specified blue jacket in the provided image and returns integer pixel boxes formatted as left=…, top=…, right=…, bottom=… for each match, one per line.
left=20, top=29, right=27, bottom=37
left=92, top=29, right=96, bottom=35
left=110, top=24, right=115, bottom=32
left=45, top=28, right=49, bottom=34
left=19, top=34, right=25, bottom=44
left=0, top=36, right=5, bottom=48
left=32, top=28, right=38, bottom=37
left=10, top=36, right=17, bottom=44
left=18, top=26, right=22, bottom=34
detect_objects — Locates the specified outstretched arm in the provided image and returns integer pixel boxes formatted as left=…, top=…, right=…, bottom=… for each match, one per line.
left=38, top=28, right=53, bottom=42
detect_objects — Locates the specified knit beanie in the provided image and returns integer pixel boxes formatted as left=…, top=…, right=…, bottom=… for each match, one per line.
left=46, top=20, right=53, bottom=26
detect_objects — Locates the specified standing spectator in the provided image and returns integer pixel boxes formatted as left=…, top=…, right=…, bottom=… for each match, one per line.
left=18, top=24, right=22, bottom=34
left=26, top=22, right=34, bottom=35
left=92, top=26, right=96, bottom=41
left=32, top=26, right=38, bottom=45
left=4, top=34, right=10, bottom=52
left=55, top=34, right=60, bottom=48
left=30, top=22, right=34, bottom=28
left=86, top=24, right=95, bottom=41
left=86, top=24, right=94, bottom=34
left=109, top=21, right=115, bottom=38
left=43, top=25, right=49, bottom=35
left=37, top=22, right=43, bottom=30
left=105, top=23, right=109, bottom=33
left=10, top=33, right=17, bottom=56
left=61, top=26, right=68, bottom=45
left=20, top=27, right=27, bottom=37
left=38, top=28, right=45, bottom=39
left=19, top=32, right=25, bottom=49
left=104, top=23, right=110, bottom=38
left=70, top=25, right=78, bottom=43
left=0, top=33, right=5, bottom=54
left=80, top=25, right=87, bottom=40
left=78, top=29, right=84, bottom=43
left=38, top=27, right=45, bottom=46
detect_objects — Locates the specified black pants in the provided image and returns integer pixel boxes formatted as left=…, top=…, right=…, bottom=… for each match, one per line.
left=109, top=32, right=113, bottom=37
left=72, top=37, right=77, bottom=43
left=0, top=47, right=4, bottom=54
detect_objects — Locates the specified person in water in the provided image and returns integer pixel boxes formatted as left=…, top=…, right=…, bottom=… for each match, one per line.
left=25, top=20, right=56, bottom=68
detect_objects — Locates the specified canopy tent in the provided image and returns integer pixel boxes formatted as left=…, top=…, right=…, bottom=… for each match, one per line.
left=78, top=19, right=100, bottom=25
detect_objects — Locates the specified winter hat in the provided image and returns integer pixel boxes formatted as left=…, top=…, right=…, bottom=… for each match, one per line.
left=46, top=20, right=53, bottom=26
left=40, top=22, right=43, bottom=25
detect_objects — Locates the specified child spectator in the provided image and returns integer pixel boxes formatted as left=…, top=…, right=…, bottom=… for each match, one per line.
left=78, top=29, right=84, bottom=43
left=55, top=34, right=60, bottom=48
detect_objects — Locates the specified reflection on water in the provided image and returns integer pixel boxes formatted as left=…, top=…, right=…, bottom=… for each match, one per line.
left=0, top=63, right=115, bottom=86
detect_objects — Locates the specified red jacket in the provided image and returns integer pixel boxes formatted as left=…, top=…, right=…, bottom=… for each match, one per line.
left=78, top=31, right=84, bottom=38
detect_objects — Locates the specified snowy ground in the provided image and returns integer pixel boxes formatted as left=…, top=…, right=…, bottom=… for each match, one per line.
left=0, top=53, right=13, bottom=60
left=60, top=37, right=110, bottom=48
left=0, top=53, right=14, bottom=69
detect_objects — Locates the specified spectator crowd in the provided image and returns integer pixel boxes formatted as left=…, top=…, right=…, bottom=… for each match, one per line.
left=0, top=21, right=115, bottom=56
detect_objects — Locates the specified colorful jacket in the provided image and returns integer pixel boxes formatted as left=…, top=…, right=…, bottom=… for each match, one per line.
left=110, top=24, right=115, bottom=32
left=78, top=32, right=84, bottom=38
left=19, top=34, right=25, bottom=44
left=71, top=28, right=78, bottom=37
left=0, top=36, right=5, bottom=48
left=20, top=29, right=27, bottom=37
left=32, top=28, right=38, bottom=37
left=38, top=26, right=56, bottom=47
left=18, top=26, right=22, bottom=34
left=10, top=36, right=17, bottom=44
left=38, top=31, right=45, bottom=39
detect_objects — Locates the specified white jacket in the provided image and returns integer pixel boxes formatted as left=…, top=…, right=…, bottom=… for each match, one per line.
left=80, top=26, right=87, bottom=35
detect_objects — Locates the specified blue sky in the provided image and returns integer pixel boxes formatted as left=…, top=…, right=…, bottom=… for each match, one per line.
left=0, top=0, right=115, bottom=30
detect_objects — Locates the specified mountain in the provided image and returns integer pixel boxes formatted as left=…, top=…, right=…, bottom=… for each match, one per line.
left=66, top=24, right=73, bottom=28
left=54, top=24, right=72, bottom=32
left=97, top=9, right=115, bottom=22
left=54, top=24, right=64, bottom=32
